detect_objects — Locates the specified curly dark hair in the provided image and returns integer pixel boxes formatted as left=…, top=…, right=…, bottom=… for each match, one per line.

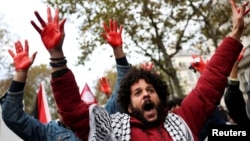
left=117, top=67, right=169, bottom=113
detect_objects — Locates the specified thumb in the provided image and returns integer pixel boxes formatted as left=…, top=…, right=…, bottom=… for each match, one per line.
left=101, top=33, right=108, bottom=41
left=30, top=51, right=38, bottom=64
left=59, top=18, right=67, bottom=32
left=8, top=49, right=15, bottom=58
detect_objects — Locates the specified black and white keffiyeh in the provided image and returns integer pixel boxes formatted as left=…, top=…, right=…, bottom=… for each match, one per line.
left=88, top=105, right=193, bottom=141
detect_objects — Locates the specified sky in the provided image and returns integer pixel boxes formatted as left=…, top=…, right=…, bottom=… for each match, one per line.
left=0, top=0, right=118, bottom=92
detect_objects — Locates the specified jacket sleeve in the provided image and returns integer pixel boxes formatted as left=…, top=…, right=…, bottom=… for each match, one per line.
left=0, top=82, right=47, bottom=141
left=51, top=69, right=90, bottom=141
left=175, top=37, right=243, bottom=136
left=105, top=64, right=131, bottom=114
left=224, top=79, right=250, bottom=125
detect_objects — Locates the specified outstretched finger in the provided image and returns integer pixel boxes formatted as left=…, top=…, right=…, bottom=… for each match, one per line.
left=148, top=62, right=154, bottom=70
left=119, top=25, right=123, bottom=35
left=244, top=9, right=250, bottom=16
left=244, top=9, right=250, bottom=15
left=113, top=20, right=117, bottom=31
left=243, top=1, right=249, bottom=7
left=101, top=33, right=108, bottom=40
left=99, top=77, right=104, bottom=85
left=103, top=77, right=109, bottom=84
left=229, top=0, right=238, bottom=13
left=30, top=51, right=38, bottom=64
left=47, top=7, right=53, bottom=23
left=109, top=19, right=113, bottom=31
left=53, top=8, right=59, bottom=24
left=103, top=22, right=109, bottom=33
left=192, top=54, right=198, bottom=59
left=8, top=49, right=15, bottom=58
left=30, top=21, right=42, bottom=34
left=59, top=18, right=67, bottom=32
left=24, top=40, right=29, bottom=55
left=34, top=11, right=46, bottom=27
left=239, top=1, right=248, bottom=15
left=15, top=41, right=23, bottom=54
left=244, top=2, right=250, bottom=16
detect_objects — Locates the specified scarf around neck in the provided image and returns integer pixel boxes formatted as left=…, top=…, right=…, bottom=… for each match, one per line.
left=88, top=105, right=194, bottom=141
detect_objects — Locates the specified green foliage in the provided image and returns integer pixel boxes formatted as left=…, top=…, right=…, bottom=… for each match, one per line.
left=0, top=15, right=17, bottom=80
left=25, top=64, right=52, bottom=114
left=0, top=78, right=12, bottom=97
left=0, top=64, right=57, bottom=118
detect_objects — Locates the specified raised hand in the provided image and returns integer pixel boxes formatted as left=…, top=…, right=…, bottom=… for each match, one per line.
left=99, top=77, right=112, bottom=96
left=141, top=62, right=154, bottom=72
left=237, top=48, right=246, bottom=62
left=230, top=0, right=250, bottom=16
left=229, top=0, right=250, bottom=40
left=8, top=40, right=37, bottom=71
left=31, top=7, right=66, bottom=50
left=101, top=19, right=123, bottom=48
left=190, top=54, right=207, bottom=74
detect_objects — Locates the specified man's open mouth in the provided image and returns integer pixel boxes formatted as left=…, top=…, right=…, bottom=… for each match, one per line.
left=143, top=100, right=155, bottom=111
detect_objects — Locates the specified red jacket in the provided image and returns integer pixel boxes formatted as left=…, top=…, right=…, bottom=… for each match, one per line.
left=51, top=37, right=243, bottom=141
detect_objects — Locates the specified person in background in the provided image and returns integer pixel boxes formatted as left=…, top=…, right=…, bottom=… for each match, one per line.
left=166, top=97, right=183, bottom=112
left=224, top=48, right=250, bottom=126
left=0, top=40, right=82, bottom=141
left=30, top=0, right=249, bottom=140
left=166, top=94, right=228, bottom=141
left=100, top=19, right=132, bottom=114
left=190, top=48, right=250, bottom=140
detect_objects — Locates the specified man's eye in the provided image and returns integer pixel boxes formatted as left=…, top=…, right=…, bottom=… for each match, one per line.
left=134, top=92, right=139, bottom=96
left=148, top=89, right=155, bottom=93
left=134, top=91, right=141, bottom=96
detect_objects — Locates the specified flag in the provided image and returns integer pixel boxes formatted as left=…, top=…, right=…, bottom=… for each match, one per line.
left=32, top=82, right=51, bottom=124
left=80, top=83, right=97, bottom=105
left=0, top=107, right=23, bottom=141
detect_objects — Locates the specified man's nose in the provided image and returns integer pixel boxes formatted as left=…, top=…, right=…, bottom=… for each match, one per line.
left=142, top=90, right=150, bottom=98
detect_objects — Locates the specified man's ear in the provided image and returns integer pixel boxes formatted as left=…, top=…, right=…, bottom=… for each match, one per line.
left=128, top=104, right=132, bottom=113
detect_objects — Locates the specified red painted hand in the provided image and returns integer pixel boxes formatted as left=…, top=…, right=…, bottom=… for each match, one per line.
left=230, top=0, right=250, bottom=16
left=31, top=7, right=66, bottom=50
left=8, top=40, right=37, bottom=71
left=99, top=77, right=112, bottom=95
left=101, top=19, right=123, bottom=48
left=190, top=54, right=207, bottom=74
left=141, top=62, right=154, bottom=71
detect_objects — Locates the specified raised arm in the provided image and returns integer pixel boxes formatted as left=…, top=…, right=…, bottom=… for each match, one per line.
left=224, top=48, right=250, bottom=125
left=176, top=0, right=249, bottom=136
left=31, top=7, right=90, bottom=140
left=101, top=19, right=131, bottom=114
left=0, top=40, right=45, bottom=141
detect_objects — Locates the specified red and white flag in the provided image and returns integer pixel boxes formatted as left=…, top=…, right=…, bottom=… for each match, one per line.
left=36, top=82, right=51, bottom=124
left=80, top=83, right=97, bottom=105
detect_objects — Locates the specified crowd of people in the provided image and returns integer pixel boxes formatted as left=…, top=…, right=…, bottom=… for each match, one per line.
left=1, top=0, right=250, bottom=141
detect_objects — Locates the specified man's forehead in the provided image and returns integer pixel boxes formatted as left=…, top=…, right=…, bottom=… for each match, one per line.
left=131, top=79, right=153, bottom=90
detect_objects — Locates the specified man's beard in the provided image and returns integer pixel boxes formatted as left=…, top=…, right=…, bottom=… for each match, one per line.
left=129, top=99, right=165, bottom=127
